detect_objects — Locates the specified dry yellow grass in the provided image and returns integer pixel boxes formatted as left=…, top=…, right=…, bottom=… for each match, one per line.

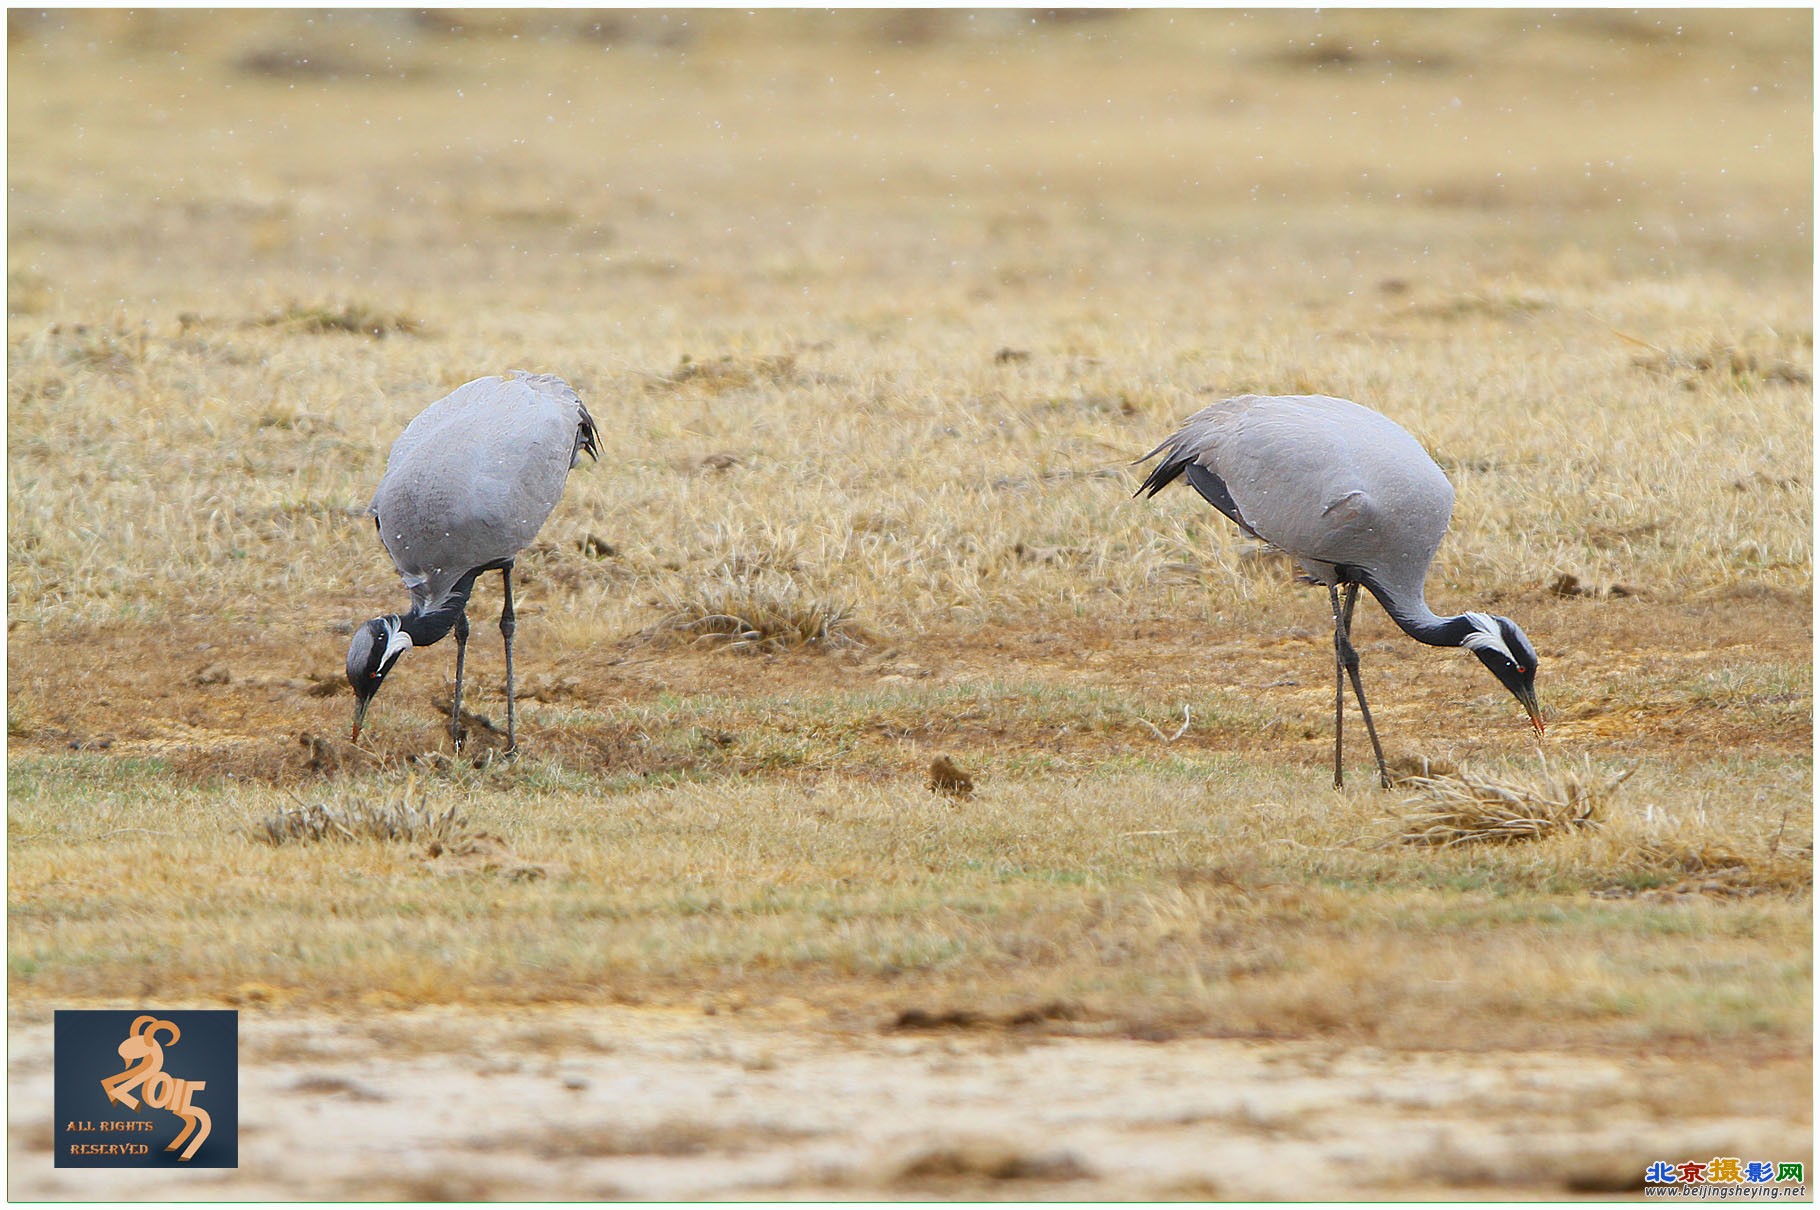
left=7, top=751, right=1810, bottom=1048
left=6, top=7, right=1811, bottom=1082
left=8, top=10, right=1810, bottom=641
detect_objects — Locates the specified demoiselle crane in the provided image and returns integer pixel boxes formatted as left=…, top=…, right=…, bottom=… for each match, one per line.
left=1135, top=393, right=1543, bottom=788
left=346, top=371, right=598, bottom=753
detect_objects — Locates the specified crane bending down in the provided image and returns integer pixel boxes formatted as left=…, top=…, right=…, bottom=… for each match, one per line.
left=346, top=371, right=598, bottom=753
left=1135, top=394, right=1543, bottom=789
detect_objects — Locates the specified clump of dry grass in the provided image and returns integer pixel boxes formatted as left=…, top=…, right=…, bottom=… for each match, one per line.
left=1395, top=764, right=1633, bottom=847
left=652, top=351, right=797, bottom=394
left=254, top=794, right=466, bottom=846
left=1630, top=340, right=1812, bottom=388
left=43, top=318, right=148, bottom=372
left=251, top=301, right=422, bottom=339
left=645, top=572, right=867, bottom=653
left=1595, top=819, right=1813, bottom=899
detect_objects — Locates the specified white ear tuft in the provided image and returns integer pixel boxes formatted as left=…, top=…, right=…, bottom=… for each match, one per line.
left=383, top=619, right=415, bottom=663
left=1459, top=612, right=1514, bottom=661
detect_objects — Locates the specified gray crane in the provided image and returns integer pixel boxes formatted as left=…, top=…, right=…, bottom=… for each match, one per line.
left=346, top=371, right=599, bottom=753
left=1135, top=393, right=1543, bottom=788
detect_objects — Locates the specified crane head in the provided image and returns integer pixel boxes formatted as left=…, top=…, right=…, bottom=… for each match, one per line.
left=1461, top=613, right=1544, bottom=735
left=346, top=616, right=413, bottom=742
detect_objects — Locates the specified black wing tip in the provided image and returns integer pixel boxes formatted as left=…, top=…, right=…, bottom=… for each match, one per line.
left=1131, top=445, right=1189, bottom=499
left=577, top=401, right=601, bottom=462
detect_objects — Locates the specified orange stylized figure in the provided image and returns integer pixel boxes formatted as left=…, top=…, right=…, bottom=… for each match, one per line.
left=99, top=1016, right=212, bottom=1161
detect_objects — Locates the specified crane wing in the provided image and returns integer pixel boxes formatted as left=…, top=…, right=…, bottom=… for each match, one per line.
left=371, top=372, right=594, bottom=609
left=1137, top=394, right=1454, bottom=597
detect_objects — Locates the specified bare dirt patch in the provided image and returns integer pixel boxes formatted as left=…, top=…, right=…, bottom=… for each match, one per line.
left=8, top=593, right=1809, bottom=788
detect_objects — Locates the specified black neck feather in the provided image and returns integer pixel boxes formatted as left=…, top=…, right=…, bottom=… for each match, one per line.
left=1355, top=572, right=1479, bottom=649
left=397, top=569, right=482, bottom=647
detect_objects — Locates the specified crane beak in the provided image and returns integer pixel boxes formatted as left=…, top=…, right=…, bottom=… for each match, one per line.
left=351, top=696, right=371, bottom=744
left=1516, top=686, right=1544, bottom=737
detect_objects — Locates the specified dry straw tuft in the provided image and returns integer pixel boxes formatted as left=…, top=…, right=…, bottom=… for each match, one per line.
left=645, top=572, right=867, bottom=654
left=251, top=300, right=422, bottom=339
left=1599, top=827, right=1812, bottom=899
left=652, top=351, right=797, bottom=394
left=254, top=794, right=467, bottom=847
left=1396, top=763, right=1634, bottom=848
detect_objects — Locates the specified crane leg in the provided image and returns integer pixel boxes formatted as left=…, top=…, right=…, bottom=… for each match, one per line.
left=450, top=610, right=470, bottom=751
left=1330, top=586, right=1346, bottom=788
left=499, top=564, right=518, bottom=756
left=1332, top=583, right=1391, bottom=789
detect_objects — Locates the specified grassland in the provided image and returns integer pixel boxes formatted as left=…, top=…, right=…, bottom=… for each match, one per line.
left=7, top=9, right=1812, bottom=1198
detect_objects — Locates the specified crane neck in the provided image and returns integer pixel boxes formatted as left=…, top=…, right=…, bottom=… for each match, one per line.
left=1356, top=573, right=1479, bottom=649
left=397, top=569, right=482, bottom=648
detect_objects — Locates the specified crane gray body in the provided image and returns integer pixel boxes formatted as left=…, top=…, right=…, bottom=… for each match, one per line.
left=347, top=370, right=598, bottom=752
left=372, top=371, right=594, bottom=613
left=1136, top=393, right=1542, bottom=787
left=1148, top=394, right=1453, bottom=622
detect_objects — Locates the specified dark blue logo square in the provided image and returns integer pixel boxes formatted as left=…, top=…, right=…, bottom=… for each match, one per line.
left=53, top=1010, right=238, bottom=1168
